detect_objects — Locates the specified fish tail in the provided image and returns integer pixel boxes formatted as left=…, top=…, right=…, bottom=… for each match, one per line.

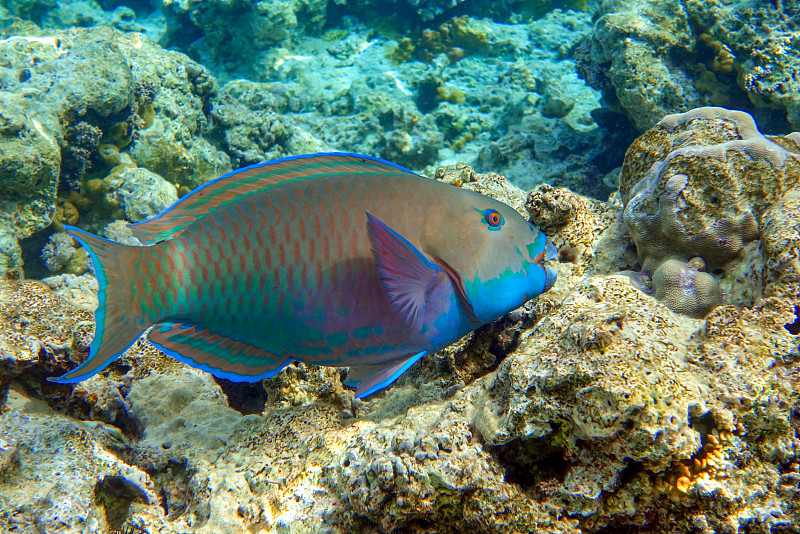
left=50, top=226, right=163, bottom=383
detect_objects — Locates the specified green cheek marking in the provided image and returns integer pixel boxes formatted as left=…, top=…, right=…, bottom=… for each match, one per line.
left=527, top=232, right=546, bottom=258
left=335, top=302, right=348, bottom=317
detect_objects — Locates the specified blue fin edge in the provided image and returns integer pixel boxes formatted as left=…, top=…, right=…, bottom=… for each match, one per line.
left=345, top=350, right=427, bottom=399
left=147, top=336, right=292, bottom=383
left=130, top=152, right=421, bottom=235
left=48, top=226, right=124, bottom=383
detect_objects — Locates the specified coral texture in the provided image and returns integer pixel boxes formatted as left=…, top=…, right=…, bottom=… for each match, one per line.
left=621, top=107, right=800, bottom=317
left=580, top=0, right=800, bottom=131
left=0, top=25, right=230, bottom=275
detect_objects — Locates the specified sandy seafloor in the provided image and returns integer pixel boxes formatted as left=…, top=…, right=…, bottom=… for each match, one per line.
left=1, top=1, right=800, bottom=533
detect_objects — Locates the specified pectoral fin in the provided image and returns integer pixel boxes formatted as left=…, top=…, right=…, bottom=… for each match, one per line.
left=366, top=212, right=448, bottom=330
left=344, top=350, right=427, bottom=398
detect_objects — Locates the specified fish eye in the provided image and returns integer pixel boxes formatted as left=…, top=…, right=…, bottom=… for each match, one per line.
left=483, top=209, right=504, bottom=228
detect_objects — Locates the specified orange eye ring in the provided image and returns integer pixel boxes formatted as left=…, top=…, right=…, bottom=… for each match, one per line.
left=484, top=209, right=503, bottom=228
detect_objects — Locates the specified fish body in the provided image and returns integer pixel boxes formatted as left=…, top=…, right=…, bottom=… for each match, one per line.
left=55, top=153, right=557, bottom=398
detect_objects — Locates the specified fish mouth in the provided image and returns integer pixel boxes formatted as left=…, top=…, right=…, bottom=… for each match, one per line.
left=542, top=240, right=558, bottom=291
left=528, top=239, right=558, bottom=292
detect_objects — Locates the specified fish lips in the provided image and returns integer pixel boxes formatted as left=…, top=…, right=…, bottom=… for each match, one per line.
left=528, top=239, right=558, bottom=293
left=543, top=240, right=558, bottom=291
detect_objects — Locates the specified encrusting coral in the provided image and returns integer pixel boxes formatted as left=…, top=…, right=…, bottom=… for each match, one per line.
left=579, top=0, right=800, bottom=132
left=0, top=25, right=230, bottom=276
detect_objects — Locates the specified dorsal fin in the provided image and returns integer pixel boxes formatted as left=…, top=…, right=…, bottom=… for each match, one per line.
left=129, top=152, right=419, bottom=244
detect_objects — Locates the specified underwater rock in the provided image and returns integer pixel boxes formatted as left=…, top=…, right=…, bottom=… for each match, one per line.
left=0, top=228, right=23, bottom=278
left=687, top=0, right=800, bottom=129
left=342, top=0, right=470, bottom=22
left=0, top=90, right=60, bottom=275
left=0, top=0, right=153, bottom=33
left=182, top=8, right=604, bottom=192
left=0, top=279, right=95, bottom=406
left=210, top=80, right=309, bottom=168
left=526, top=183, right=632, bottom=279
left=621, top=107, right=800, bottom=316
left=584, top=0, right=702, bottom=131
left=101, top=219, right=144, bottom=246
left=162, top=0, right=328, bottom=64
left=434, top=162, right=528, bottom=214
left=0, top=389, right=158, bottom=534
left=582, top=0, right=800, bottom=131
left=761, top=191, right=800, bottom=302
left=126, top=368, right=247, bottom=460
left=112, top=31, right=232, bottom=190
left=0, top=26, right=229, bottom=273
left=104, top=167, right=178, bottom=223
left=41, top=272, right=98, bottom=310
left=126, top=51, right=231, bottom=190
left=41, top=231, right=86, bottom=274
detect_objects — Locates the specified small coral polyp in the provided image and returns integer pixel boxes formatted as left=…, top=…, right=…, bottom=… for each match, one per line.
left=620, top=107, right=800, bottom=317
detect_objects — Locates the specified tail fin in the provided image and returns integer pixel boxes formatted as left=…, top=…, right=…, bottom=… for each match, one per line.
left=50, top=226, right=154, bottom=383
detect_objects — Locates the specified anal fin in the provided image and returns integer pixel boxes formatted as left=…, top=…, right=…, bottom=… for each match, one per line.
left=147, top=322, right=291, bottom=382
left=344, top=350, right=427, bottom=399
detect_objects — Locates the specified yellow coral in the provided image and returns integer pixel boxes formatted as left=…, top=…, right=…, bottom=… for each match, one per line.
left=675, top=475, right=692, bottom=493
left=657, top=428, right=736, bottom=496
left=436, top=85, right=465, bottom=104
left=388, top=38, right=416, bottom=64
left=137, top=102, right=156, bottom=129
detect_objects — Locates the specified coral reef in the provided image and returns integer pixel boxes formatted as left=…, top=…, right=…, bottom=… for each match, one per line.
left=161, top=0, right=328, bottom=66
left=0, top=0, right=159, bottom=34
left=0, top=392, right=158, bottom=534
left=579, top=0, right=800, bottom=131
left=1, top=116, right=799, bottom=532
left=210, top=80, right=327, bottom=169
left=0, top=25, right=229, bottom=275
left=2, top=0, right=800, bottom=529
left=341, top=0, right=471, bottom=23
left=238, top=10, right=605, bottom=191
left=41, top=232, right=87, bottom=274
left=580, top=0, right=703, bottom=131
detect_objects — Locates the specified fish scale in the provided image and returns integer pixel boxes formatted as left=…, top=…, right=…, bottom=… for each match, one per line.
left=53, top=153, right=557, bottom=398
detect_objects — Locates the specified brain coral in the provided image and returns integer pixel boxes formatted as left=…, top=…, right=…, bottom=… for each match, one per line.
left=620, top=107, right=800, bottom=317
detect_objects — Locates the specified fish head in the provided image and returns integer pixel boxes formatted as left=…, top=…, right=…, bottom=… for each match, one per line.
left=423, top=191, right=558, bottom=325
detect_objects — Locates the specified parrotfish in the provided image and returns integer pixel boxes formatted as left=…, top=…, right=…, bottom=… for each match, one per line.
left=53, top=153, right=557, bottom=398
